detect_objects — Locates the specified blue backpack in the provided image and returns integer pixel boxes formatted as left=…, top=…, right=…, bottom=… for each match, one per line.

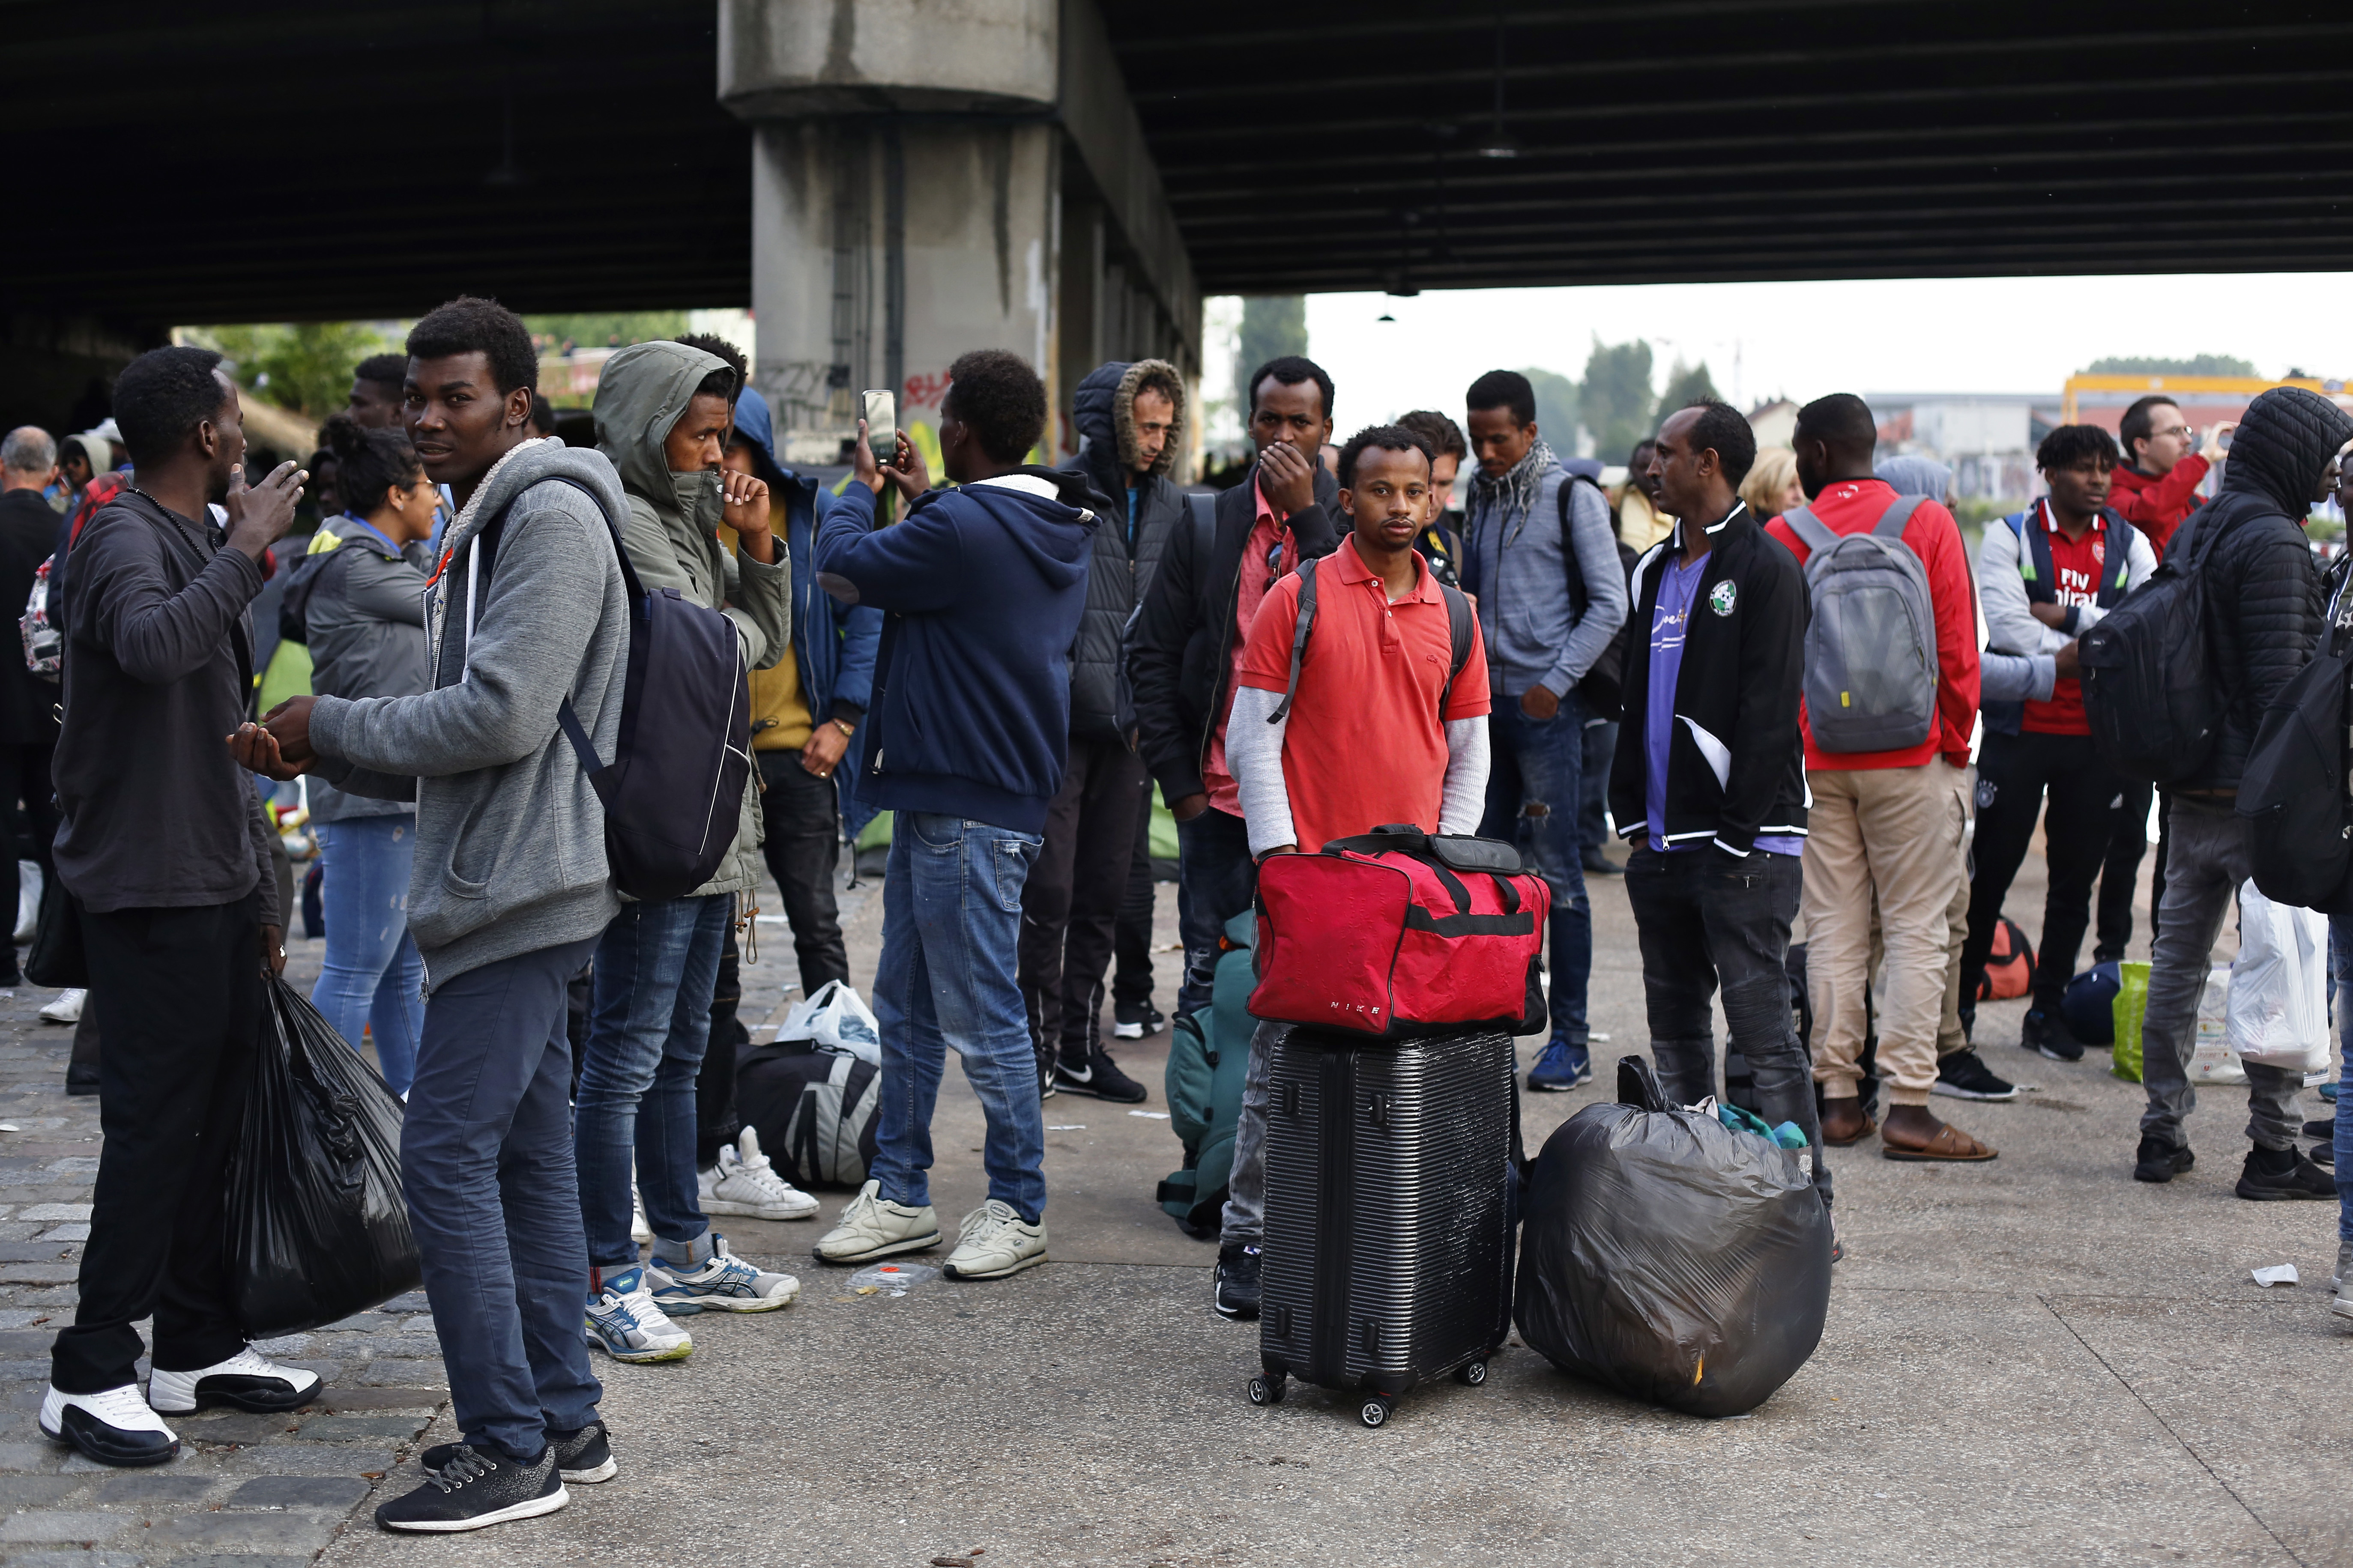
left=481, top=477, right=753, bottom=902
left=1156, top=911, right=1258, bottom=1235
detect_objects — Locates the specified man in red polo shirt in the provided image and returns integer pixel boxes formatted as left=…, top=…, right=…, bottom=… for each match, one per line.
left=1768, top=394, right=1991, bottom=1163
left=1968, top=425, right=2158, bottom=1060
left=1205, top=424, right=1491, bottom=1321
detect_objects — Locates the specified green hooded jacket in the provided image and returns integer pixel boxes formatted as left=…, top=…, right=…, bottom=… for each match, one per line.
left=594, top=339, right=792, bottom=899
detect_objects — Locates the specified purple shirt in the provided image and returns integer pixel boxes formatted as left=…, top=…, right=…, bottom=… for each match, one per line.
left=1643, top=549, right=1800, bottom=857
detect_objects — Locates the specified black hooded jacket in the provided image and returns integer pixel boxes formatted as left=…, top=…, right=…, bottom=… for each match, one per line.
left=1058, top=359, right=1187, bottom=741
left=2166, top=385, right=2353, bottom=792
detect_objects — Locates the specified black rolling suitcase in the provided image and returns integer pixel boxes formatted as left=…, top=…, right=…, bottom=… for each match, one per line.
left=1250, top=1027, right=1516, bottom=1428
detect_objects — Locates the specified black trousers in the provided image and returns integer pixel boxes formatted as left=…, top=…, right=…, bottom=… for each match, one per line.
left=1112, top=803, right=1156, bottom=1012
left=1960, top=729, right=2119, bottom=1027
left=54, top=893, right=263, bottom=1392
left=696, top=921, right=745, bottom=1169
left=2094, top=778, right=2153, bottom=963
left=1019, top=736, right=1149, bottom=1061
left=1623, top=846, right=1824, bottom=1199
left=756, top=749, right=850, bottom=995
left=0, top=742, right=56, bottom=980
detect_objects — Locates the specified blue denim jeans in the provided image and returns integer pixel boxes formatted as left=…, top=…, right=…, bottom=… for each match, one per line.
left=1480, top=692, right=1592, bottom=1048
left=404, top=935, right=603, bottom=1463
left=575, top=893, right=730, bottom=1275
left=2332, top=915, right=2353, bottom=1243
left=870, top=812, right=1047, bottom=1224
left=311, top=816, right=424, bottom=1096
left=1579, top=718, right=1618, bottom=853
left=1174, top=804, right=1256, bottom=1022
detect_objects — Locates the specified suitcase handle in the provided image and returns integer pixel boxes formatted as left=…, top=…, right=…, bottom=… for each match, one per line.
left=1368, top=1091, right=1392, bottom=1130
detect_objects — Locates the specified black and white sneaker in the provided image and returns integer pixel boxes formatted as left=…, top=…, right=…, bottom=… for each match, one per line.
left=375, top=1443, right=567, bottom=1533
left=2020, top=1009, right=2085, bottom=1063
left=39, top=1383, right=177, bottom=1467
left=423, top=1422, right=614, bottom=1484
left=1214, top=1242, right=1262, bottom=1320
left=1932, top=1049, right=2019, bottom=1101
left=147, top=1347, right=319, bottom=1415
left=1035, top=1042, right=1057, bottom=1102
left=1054, top=1048, right=1148, bottom=1104
left=1114, top=1003, right=1165, bottom=1040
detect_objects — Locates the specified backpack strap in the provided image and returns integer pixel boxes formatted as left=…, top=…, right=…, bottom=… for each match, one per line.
left=2098, top=507, right=2134, bottom=599
left=1558, top=472, right=1598, bottom=619
left=1267, top=554, right=1319, bottom=723
left=1780, top=505, right=1837, bottom=555
left=1438, top=582, right=1473, bottom=719
left=1872, top=495, right=1927, bottom=538
left=1186, top=490, right=1216, bottom=564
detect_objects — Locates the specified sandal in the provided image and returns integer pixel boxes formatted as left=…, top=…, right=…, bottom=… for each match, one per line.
left=1882, top=1122, right=1998, bottom=1162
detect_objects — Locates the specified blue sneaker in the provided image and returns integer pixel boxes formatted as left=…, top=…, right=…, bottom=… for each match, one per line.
left=585, top=1266, right=693, bottom=1363
left=646, top=1236, right=801, bottom=1315
left=1526, top=1039, right=1592, bottom=1092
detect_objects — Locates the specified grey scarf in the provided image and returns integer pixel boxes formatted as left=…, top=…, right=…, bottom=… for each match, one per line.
left=1468, top=436, right=1558, bottom=551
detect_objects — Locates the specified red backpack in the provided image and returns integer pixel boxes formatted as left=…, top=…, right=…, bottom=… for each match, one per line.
left=1250, top=824, right=1550, bottom=1040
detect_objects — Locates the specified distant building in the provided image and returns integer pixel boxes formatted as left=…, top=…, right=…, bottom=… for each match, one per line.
left=1748, top=398, right=1797, bottom=449
left=1864, top=392, right=2043, bottom=500
left=2062, top=373, right=2353, bottom=439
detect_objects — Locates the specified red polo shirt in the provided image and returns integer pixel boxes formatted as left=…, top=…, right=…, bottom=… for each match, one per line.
left=1766, top=479, right=1980, bottom=772
left=1235, top=536, right=1489, bottom=854
left=1202, top=477, right=1300, bottom=816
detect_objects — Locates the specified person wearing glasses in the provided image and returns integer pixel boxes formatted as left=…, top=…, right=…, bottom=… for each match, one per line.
left=2110, top=394, right=2230, bottom=560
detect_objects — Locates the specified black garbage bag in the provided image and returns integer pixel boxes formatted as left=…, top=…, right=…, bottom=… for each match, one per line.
left=226, top=978, right=421, bottom=1338
left=1514, top=1059, right=1831, bottom=1417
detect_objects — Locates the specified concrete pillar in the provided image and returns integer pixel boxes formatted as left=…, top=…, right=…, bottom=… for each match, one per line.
left=721, top=0, right=1199, bottom=469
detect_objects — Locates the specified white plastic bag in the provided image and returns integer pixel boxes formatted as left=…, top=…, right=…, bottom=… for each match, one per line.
left=2191, top=966, right=2245, bottom=1085
left=2227, top=880, right=2330, bottom=1075
left=13, top=860, right=37, bottom=945
left=776, top=979, right=881, bottom=1065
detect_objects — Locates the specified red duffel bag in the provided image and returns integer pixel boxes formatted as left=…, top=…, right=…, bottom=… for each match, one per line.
left=1250, top=824, right=1551, bottom=1039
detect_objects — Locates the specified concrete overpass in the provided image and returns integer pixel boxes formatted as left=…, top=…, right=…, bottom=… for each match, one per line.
left=8, top=2, right=2353, bottom=447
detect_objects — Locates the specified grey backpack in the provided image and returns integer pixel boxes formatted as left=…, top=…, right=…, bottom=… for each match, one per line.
left=1781, top=496, right=1937, bottom=753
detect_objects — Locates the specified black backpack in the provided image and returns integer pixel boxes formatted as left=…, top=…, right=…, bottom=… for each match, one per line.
left=2078, top=509, right=2231, bottom=785
left=1266, top=549, right=1474, bottom=722
left=1559, top=474, right=1636, bottom=720
left=480, top=476, right=753, bottom=902
left=2238, top=554, right=2353, bottom=912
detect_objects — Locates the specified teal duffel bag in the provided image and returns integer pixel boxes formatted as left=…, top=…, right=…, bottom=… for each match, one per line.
left=1156, top=911, right=1256, bottom=1236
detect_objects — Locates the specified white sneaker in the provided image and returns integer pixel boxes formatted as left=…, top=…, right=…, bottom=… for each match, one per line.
left=39, top=988, right=83, bottom=1025
left=646, top=1236, right=799, bottom=1314
left=630, top=1180, right=652, bottom=1245
left=698, top=1129, right=818, bottom=1221
left=942, top=1199, right=1047, bottom=1281
left=40, top=1383, right=176, bottom=1466
left=584, top=1266, right=693, bottom=1363
left=813, top=1179, right=940, bottom=1265
left=147, top=1347, right=319, bottom=1414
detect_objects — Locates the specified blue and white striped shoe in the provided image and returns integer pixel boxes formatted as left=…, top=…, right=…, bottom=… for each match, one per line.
left=646, top=1236, right=800, bottom=1314
left=585, top=1266, right=693, bottom=1363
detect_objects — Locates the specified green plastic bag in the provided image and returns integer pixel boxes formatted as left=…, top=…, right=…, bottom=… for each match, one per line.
left=2111, top=959, right=2151, bottom=1082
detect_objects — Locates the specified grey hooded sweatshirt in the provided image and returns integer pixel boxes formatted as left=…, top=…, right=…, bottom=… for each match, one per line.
left=306, top=437, right=633, bottom=992
left=592, top=340, right=791, bottom=899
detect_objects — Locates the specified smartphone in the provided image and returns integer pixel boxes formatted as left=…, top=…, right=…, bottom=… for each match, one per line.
left=861, top=390, right=896, bottom=465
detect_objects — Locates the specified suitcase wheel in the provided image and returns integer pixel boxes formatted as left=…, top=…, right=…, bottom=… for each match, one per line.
left=1358, top=1396, right=1394, bottom=1428
left=1247, top=1374, right=1286, bottom=1407
left=1455, top=1359, right=1489, bottom=1387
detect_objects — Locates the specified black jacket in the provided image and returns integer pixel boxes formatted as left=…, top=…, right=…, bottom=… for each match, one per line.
left=2169, top=385, right=2352, bottom=793
left=1608, top=500, right=1810, bottom=856
left=1060, top=359, right=1187, bottom=741
left=1130, top=460, right=1342, bottom=803
left=0, top=490, right=60, bottom=745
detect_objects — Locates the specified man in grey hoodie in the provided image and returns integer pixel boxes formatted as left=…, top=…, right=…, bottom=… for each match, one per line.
left=240, top=297, right=633, bottom=1533
left=575, top=341, right=800, bottom=1363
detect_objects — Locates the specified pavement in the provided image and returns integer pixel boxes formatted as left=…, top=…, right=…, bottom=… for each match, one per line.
left=0, top=822, right=2347, bottom=1567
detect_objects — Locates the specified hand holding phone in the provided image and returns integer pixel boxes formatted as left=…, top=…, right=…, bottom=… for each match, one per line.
left=861, top=390, right=896, bottom=466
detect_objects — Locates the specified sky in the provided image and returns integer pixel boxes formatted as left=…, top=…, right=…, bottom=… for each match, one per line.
left=1196, top=272, right=2353, bottom=439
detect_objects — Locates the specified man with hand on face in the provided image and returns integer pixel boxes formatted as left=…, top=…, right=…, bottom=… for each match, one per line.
left=236, top=296, right=635, bottom=1532
left=1130, top=356, right=1342, bottom=1038
left=2110, top=394, right=2226, bottom=559
left=1460, top=369, right=1626, bottom=1094
left=1965, top=425, right=2156, bottom=1062
left=40, top=347, right=315, bottom=1468
left=809, top=350, right=1098, bottom=1285
left=1616, top=403, right=1821, bottom=1217
left=573, top=340, right=800, bottom=1361
left=1211, top=424, right=1491, bottom=1321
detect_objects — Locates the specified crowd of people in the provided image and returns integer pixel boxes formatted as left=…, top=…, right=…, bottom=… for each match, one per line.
left=1, top=295, right=2348, bottom=1534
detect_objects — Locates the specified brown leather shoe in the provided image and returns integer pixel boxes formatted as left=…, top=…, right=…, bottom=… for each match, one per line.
left=1819, top=1098, right=1876, bottom=1147
left=1881, top=1108, right=1997, bottom=1162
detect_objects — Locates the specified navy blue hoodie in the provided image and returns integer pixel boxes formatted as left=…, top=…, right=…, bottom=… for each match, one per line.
left=816, top=470, right=1099, bottom=833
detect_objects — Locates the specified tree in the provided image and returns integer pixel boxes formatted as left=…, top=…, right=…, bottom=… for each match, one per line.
left=525, top=311, right=691, bottom=353
left=2082, top=353, right=2257, bottom=378
left=1517, top=366, right=1580, bottom=450
left=199, top=321, right=392, bottom=418
left=1579, top=337, right=1655, bottom=467
left=1235, top=296, right=1307, bottom=411
left=1654, top=360, right=1720, bottom=424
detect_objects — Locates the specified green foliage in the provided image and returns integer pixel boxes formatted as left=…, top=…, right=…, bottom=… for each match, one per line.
left=1655, top=360, right=1720, bottom=419
left=1580, top=338, right=1656, bottom=467
left=194, top=321, right=392, bottom=418
left=1952, top=496, right=2024, bottom=531
left=526, top=312, right=691, bottom=353
left=1518, top=366, right=1580, bottom=449
left=2082, top=353, right=2258, bottom=378
left=1235, top=297, right=1309, bottom=413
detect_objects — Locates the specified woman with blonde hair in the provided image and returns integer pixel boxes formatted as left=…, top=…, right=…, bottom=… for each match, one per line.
left=1740, top=445, right=1806, bottom=520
